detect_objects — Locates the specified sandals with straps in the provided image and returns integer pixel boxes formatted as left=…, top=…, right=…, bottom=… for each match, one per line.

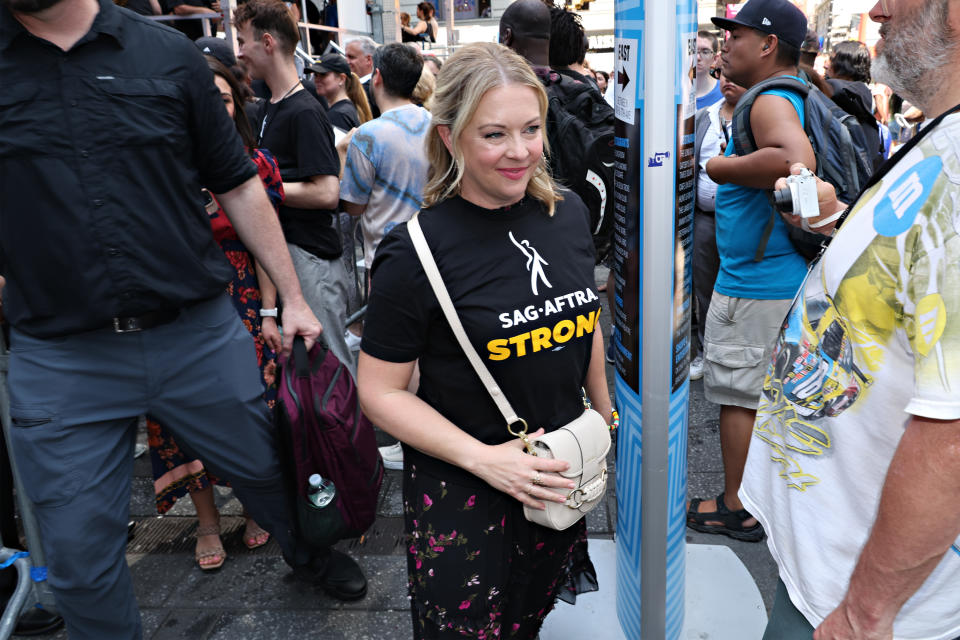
left=686, top=492, right=765, bottom=542
left=195, top=522, right=226, bottom=571
left=243, top=519, right=270, bottom=550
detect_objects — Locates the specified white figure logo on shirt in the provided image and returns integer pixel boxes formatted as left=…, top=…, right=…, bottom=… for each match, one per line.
left=509, top=231, right=553, bottom=296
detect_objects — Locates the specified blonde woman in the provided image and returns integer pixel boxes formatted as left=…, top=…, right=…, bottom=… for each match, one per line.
left=308, top=52, right=373, bottom=129
left=411, top=65, right=436, bottom=110
left=357, top=42, right=612, bottom=639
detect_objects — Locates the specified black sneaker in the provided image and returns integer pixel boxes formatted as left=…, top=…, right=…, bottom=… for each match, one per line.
left=15, top=607, right=64, bottom=636
left=296, top=549, right=367, bottom=601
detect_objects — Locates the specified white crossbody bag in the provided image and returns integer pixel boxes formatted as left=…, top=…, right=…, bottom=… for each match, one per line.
left=407, top=216, right=610, bottom=530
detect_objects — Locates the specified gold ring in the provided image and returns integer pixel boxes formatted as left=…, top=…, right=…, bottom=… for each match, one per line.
left=532, top=471, right=544, bottom=486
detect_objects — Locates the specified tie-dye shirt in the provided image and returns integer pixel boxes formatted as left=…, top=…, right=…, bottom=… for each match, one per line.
left=741, top=114, right=960, bottom=639
left=340, top=103, right=431, bottom=267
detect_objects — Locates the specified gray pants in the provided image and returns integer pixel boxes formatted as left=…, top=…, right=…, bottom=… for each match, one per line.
left=762, top=579, right=814, bottom=639
left=692, top=209, right=720, bottom=352
left=7, top=295, right=315, bottom=639
left=288, top=243, right=356, bottom=377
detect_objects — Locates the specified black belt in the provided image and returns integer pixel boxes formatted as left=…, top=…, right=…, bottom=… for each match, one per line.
left=695, top=206, right=715, bottom=217
left=111, top=308, right=182, bottom=333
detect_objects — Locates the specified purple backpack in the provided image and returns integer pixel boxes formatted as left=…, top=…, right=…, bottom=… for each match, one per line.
left=276, top=336, right=383, bottom=545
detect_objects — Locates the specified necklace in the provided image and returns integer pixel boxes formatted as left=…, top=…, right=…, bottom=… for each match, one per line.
left=259, top=79, right=301, bottom=144
left=274, top=80, right=301, bottom=103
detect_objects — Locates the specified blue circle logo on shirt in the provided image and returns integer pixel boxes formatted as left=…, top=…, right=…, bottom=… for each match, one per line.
left=873, top=156, right=942, bottom=237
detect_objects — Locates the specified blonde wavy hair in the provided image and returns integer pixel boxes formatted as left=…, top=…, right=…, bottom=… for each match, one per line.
left=412, top=66, right=436, bottom=111
left=422, top=42, right=561, bottom=215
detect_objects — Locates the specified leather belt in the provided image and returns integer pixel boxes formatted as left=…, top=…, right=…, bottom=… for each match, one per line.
left=111, top=308, right=182, bottom=333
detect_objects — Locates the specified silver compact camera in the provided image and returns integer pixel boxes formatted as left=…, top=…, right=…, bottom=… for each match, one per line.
left=773, top=169, right=819, bottom=219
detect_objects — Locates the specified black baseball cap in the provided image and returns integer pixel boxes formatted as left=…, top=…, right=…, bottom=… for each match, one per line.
left=711, top=0, right=808, bottom=50
left=195, top=36, right=236, bottom=68
left=306, top=53, right=352, bottom=76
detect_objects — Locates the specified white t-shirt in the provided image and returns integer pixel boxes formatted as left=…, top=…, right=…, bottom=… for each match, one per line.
left=340, top=103, right=431, bottom=267
left=696, top=100, right=728, bottom=212
left=741, top=114, right=960, bottom=640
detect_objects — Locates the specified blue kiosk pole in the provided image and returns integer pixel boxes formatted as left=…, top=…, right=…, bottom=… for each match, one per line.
left=612, top=0, right=696, bottom=638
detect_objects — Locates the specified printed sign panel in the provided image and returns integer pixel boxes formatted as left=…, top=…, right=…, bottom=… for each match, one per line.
left=614, top=37, right=639, bottom=124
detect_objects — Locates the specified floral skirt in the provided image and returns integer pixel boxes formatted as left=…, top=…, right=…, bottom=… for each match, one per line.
left=404, top=462, right=598, bottom=639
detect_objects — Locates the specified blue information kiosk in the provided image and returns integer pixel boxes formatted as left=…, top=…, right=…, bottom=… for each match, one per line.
left=542, top=2, right=767, bottom=637
left=610, top=1, right=696, bottom=638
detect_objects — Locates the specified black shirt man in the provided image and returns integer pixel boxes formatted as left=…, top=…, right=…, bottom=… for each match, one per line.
left=0, top=0, right=346, bottom=636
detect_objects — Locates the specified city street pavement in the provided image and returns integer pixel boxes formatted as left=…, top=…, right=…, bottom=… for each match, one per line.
left=38, top=268, right=778, bottom=639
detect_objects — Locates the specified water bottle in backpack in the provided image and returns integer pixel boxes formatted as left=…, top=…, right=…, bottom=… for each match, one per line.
left=307, top=474, right=336, bottom=508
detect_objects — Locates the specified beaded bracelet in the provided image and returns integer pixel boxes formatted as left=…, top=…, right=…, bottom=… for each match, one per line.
left=609, top=409, right=620, bottom=433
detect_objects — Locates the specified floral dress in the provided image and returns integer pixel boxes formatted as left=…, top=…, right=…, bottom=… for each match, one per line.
left=404, top=464, right=597, bottom=639
left=147, top=149, right=283, bottom=513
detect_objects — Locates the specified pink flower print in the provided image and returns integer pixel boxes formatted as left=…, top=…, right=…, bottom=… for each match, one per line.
left=432, top=546, right=444, bottom=553
left=512, top=623, right=520, bottom=632
left=459, top=600, right=471, bottom=610
left=428, top=568, right=434, bottom=577
left=465, top=494, right=477, bottom=509
left=535, top=542, right=545, bottom=551
left=416, top=558, right=422, bottom=569
left=423, top=494, right=433, bottom=509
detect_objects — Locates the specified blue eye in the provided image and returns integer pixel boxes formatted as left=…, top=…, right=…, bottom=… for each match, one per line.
left=525, top=125, right=540, bottom=134
left=484, top=132, right=503, bottom=139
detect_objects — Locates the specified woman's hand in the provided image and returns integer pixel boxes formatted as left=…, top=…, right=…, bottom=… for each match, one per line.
left=469, top=429, right=576, bottom=510
left=261, top=316, right=282, bottom=354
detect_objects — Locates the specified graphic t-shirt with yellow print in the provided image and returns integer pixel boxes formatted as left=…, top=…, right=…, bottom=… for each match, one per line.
left=740, top=114, right=960, bottom=640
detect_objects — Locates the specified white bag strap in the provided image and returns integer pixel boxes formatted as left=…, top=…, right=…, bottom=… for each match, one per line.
left=407, top=216, right=525, bottom=432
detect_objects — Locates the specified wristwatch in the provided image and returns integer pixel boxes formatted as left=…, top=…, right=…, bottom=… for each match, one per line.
left=259, top=307, right=278, bottom=318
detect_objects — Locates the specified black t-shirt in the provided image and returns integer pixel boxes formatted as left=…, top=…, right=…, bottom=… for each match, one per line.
left=362, top=194, right=600, bottom=486
left=257, top=89, right=342, bottom=258
left=327, top=99, right=360, bottom=131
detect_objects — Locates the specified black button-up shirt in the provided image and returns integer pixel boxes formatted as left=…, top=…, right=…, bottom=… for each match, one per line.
left=0, top=0, right=256, bottom=338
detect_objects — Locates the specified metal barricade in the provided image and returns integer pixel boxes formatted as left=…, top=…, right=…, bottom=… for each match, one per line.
left=0, top=333, right=58, bottom=640
left=147, top=13, right=219, bottom=38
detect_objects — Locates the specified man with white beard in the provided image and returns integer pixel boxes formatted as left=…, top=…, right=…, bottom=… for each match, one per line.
left=738, top=1, right=960, bottom=638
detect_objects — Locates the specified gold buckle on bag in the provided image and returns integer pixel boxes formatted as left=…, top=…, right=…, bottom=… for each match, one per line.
left=507, top=418, right=537, bottom=455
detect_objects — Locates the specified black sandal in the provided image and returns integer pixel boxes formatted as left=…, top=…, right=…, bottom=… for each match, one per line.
left=686, top=492, right=765, bottom=542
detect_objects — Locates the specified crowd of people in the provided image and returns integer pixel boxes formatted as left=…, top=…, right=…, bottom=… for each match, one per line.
left=0, top=0, right=958, bottom=638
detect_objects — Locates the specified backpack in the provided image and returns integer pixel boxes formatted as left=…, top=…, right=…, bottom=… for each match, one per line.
left=275, top=336, right=383, bottom=547
left=827, top=79, right=885, bottom=172
left=731, top=76, right=874, bottom=262
left=544, top=74, right=616, bottom=262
